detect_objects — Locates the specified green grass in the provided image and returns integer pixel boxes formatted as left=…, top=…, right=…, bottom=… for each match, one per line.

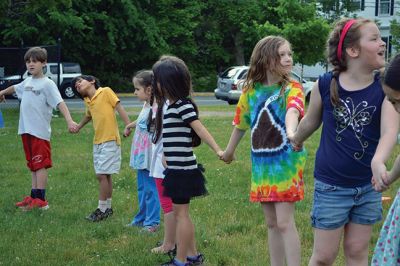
left=0, top=106, right=398, bottom=266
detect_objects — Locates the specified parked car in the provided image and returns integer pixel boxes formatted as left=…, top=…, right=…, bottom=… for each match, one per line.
left=0, top=62, right=82, bottom=99
left=214, top=66, right=248, bottom=105
left=215, top=66, right=314, bottom=105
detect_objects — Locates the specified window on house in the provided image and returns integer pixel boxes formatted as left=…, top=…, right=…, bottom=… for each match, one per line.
left=382, top=36, right=392, bottom=61
left=379, top=0, right=391, bottom=15
left=351, top=0, right=362, bottom=10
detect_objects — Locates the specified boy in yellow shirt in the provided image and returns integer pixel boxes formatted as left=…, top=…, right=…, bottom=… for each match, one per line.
left=72, top=75, right=130, bottom=221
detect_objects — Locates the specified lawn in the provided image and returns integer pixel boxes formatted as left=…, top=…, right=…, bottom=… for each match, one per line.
left=0, top=105, right=398, bottom=266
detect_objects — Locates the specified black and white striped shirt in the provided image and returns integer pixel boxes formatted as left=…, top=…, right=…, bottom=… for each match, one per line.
left=162, top=99, right=198, bottom=170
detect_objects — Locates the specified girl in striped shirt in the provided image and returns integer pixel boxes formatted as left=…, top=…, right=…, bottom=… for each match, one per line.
left=152, top=55, right=223, bottom=266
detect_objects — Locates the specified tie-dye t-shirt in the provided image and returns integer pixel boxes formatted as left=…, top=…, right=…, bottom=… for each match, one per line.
left=233, top=81, right=307, bottom=202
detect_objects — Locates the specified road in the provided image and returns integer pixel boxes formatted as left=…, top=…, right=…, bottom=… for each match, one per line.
left=1, top=96, right=226, bottom=109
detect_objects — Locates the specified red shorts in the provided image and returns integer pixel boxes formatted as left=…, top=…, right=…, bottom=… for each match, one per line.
left=21, top=134, right=52, bottom=171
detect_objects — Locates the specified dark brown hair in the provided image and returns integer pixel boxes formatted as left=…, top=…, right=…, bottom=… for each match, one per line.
left=383, top=54, right=400, bottom=91
left=151, top=55, right=201, bottom=146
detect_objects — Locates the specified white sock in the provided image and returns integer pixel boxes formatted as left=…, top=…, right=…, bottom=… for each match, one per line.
left=106, top=198, right=112, bottom=209
left=98, top=200, right=107, bottom=212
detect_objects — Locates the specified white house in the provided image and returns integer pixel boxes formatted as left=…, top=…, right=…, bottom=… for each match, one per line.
left=298, top=0, right=399, bottom=80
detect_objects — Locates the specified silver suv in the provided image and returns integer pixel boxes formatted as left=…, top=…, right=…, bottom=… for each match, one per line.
left=215, top=65, right=314, bottom=105
left=214, top=66, right=248, bottom=105
left=0, top=62, right=82, bottom=99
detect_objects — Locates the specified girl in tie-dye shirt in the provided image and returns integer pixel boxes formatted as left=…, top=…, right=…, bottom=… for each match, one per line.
left=222, top=36, right=306, bottom=265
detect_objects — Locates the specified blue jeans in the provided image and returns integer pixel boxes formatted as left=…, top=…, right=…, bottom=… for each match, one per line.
left=132, top=169, right=160, bottom=226
left=311, top=179, right=382, bottom=229
left=0, top=110, right=3, bottom=128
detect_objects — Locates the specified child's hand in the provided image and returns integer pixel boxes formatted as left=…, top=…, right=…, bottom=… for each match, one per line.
left=216, top=150, right=224, bottom=160
left=372, top=163, right=389, bottom=192
left=123, top=126, right=132, bottom=137
left=68, top=121, right=79, bottom=133
left=221, top=151, right=235, bottom=164
left=287, top=131, right=303, bottom=151
left=0, top=94, right=5, bottom=103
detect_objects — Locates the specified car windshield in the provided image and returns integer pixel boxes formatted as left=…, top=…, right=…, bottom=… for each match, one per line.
left=220, top=67, right=240, bottom=79
left=63, top=63, right=81, bottom=74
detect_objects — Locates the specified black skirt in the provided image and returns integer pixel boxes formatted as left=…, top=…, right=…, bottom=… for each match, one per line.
left=162, top=167, right=208, bottom=199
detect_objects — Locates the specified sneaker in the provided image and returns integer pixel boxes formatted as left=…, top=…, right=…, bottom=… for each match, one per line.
left=187, top=254, right=205, bottom=265
left=141, top=224, right=159, bottom=233
left=23, top=198, right=49, bottom=211
left=85, top=208, right=107, bottom=222
left=105, top=208, right=113, bottom=217
left=15, top=196, right=33, bottom=207
left=160, top=258, right=192, bottom=266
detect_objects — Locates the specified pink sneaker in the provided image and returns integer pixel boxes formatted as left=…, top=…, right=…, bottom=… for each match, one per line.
left=15, top=196, right=33, bottom=207
left=23, top=198, right=49, bottom=211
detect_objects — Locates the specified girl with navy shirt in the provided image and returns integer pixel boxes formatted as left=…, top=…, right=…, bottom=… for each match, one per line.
left=290, top=18, right=399, bottom=265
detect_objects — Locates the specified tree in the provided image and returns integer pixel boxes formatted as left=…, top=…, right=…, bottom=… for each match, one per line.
left=256, top=0, right=330, bottom=76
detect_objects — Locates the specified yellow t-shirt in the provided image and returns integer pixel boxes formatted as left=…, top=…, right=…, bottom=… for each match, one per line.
left=84, top=87, right=121, bottom=145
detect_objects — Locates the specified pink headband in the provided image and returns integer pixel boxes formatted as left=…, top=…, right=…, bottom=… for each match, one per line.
left=337, top=19, right=356, bottom=62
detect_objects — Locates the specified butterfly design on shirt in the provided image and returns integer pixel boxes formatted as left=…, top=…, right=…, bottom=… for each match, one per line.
left=333, top=97, right=376, bottom=159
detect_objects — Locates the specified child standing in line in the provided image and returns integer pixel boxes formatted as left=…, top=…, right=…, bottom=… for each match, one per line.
left=289, top=18, right=399, bottom=265
left=124, top=70, right=160, bottom=232
left=152, top=55, right=223, bottom=266
left=371, top=54, right=400, bottom=265
left=71, top=75, right=130, bottom=222
left=0, top=47, right=77, bottom=210
left=221, top=36, right=307, bottom=266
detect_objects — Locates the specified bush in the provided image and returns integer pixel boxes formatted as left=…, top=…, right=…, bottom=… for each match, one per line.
left=192, top=73, right=217, bottom=92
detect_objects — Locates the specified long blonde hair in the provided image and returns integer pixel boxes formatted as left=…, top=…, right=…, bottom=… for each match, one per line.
left=243, top=35, right=291, bottom=96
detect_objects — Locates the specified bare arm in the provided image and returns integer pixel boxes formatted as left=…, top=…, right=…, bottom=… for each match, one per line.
left=222, top=127, right=246, bottom=163
left=372, top=98, right=399, bottom=191
left=190, top=119, right=223, bottom=158
left=285, top=108, right=300, bottom=136
left=57, top=102, right=78, bottom=132
left=0, top=85, right=16, bottom=102
left=76, top=114, right=92, bottom=132
left=115, top=102, right=131, bottom=137
left=292, top=81, right=323, bottom=145
left=115, top=102, right=130, bottom=126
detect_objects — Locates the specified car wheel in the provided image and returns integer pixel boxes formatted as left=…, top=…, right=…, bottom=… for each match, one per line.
left=227, top=100, right=238, bottom=105
left=61, top=83, right=76, bottom=99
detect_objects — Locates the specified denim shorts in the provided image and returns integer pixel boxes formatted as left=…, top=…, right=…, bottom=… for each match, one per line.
left=311, top=179, right=382, bottom=230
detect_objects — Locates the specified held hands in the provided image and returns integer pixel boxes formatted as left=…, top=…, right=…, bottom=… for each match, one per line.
left=68, top=121, right=80, bottom=133
left=220, top=150, right=235, bottom=164
left=287, top=131, right=303, bottom=151
left=371, top=162, right=389, bottom=192
left=123, top=125, right=132, bottom=138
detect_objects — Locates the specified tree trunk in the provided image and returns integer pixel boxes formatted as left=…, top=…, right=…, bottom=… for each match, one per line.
left=233, top=32, right=245, bottom=65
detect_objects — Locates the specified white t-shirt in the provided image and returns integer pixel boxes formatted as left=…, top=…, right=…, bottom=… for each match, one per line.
left=15, top=76, right=63, bottom=141
left=149, top=101, right=168, bottom=179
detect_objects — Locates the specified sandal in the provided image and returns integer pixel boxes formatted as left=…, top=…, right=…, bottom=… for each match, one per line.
left=151, top=244, right=177, bottom=256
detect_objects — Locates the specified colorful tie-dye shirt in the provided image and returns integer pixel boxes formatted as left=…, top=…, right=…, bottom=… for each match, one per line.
left=233, top=81, right=307, bottom=202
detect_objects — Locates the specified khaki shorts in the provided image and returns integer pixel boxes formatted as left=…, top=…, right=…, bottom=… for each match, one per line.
left=93, top=141, right=121, bottom=175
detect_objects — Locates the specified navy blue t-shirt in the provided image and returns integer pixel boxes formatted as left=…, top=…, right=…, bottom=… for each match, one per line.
left=314, top=72, right=385, bottom=187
